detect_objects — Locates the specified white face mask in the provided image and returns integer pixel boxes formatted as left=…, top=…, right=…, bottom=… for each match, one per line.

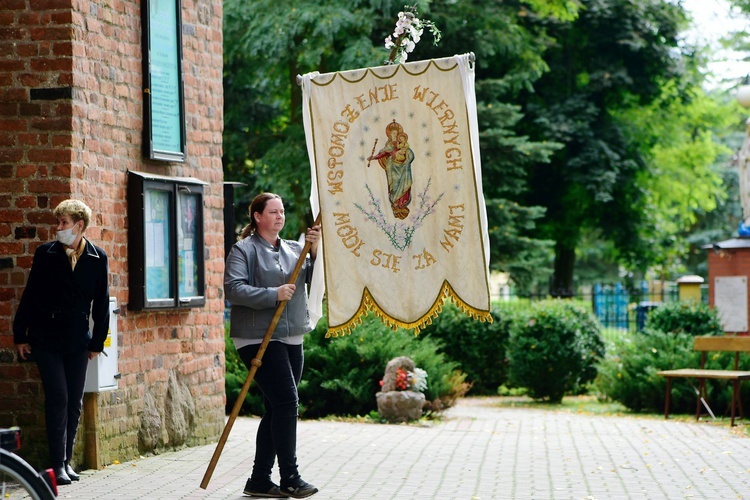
left=56, top=225, right=78, bottom=246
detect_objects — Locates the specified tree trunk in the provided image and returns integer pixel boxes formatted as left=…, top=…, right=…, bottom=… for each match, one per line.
left=550, top=243, right=576, bottom=297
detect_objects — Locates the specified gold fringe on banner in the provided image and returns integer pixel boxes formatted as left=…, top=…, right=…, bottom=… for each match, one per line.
left=325, top=281, right=493, bottom=338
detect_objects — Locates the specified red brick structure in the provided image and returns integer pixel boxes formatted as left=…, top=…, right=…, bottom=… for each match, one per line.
left=707, top=239, right=750, bottom=335
left=0, top=0, right=225, bottom=468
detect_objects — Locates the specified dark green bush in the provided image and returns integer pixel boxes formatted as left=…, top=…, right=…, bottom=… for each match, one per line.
left=595, top=302, right=750, bottom=414
left=645, top=301, right=724, bottom=336
left=507, top=300, right=605, bottom=403
left=595, top=328, right=698, bottom=412
left=594, top=327, right=750, bottom=414
left=300, top=313, right=466, bottom=418
left=419, top=302, right=518, bottom=394
left=225, top=312, right=468, bottom=418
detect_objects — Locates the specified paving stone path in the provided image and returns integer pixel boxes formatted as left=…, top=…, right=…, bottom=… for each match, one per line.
left=59, top=397, right=750, bottom=499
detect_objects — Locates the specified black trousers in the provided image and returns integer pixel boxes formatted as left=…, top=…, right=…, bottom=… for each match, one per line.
left=34, top=347, right=89, bottom=469
left=238, top=341, right=303, bottom=481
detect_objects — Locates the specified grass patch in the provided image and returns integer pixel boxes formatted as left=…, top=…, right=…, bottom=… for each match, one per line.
left=493, top=394, right=629, bottom=416
left=490, top=395, right=750, bottom=435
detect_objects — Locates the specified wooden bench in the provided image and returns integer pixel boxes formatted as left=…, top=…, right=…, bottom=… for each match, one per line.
left=657, top=336, right=750, bottom=426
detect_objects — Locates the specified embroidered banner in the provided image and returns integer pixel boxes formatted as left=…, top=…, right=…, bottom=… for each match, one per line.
left=302, top=54, right=492, bottom=336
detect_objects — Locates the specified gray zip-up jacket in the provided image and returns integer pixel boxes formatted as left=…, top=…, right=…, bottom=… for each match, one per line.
left=224, top=233, right=315, bottom=340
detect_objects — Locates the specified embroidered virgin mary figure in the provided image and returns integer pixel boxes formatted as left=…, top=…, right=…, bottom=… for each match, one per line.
left=368, top=120, right=414, bottom=219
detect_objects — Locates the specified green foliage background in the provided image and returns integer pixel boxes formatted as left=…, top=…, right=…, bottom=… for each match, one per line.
left=222, top=0, right=745, bottom=292
left=222, top=0, right=572, bottom=290
left=301, top=314, right=467, bottom=418
left=506, top=300, right=605, bottom=403
left=226, top=299, right=750, bottom=419
left=220, top=0, right=750, bottom=418
left=225, top=299, right=612, bottom=417
left=419, top=302, right=516, bottom=395
left=224, top=313, right=467, bottom=418
left=645, top=301, right=726, bottom=337
left=224, top=325, right=263, bottom=415
left=594, top=301, right=747, bottom=414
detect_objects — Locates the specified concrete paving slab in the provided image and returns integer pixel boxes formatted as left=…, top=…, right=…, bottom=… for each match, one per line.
left=57, top=397, right=750, bottom=499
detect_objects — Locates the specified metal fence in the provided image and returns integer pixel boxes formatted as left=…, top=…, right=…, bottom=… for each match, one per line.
left=503, top=281, right=709, bottom=332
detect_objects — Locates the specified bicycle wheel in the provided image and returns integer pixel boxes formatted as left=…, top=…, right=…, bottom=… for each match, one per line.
left=0, top=450, right=55, bottom=500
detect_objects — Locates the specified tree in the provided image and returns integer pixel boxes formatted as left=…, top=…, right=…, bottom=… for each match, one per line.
left=223, top=0, right=392, bottom=234
left=517, top=0, right=694, bottom=295
left=683, top=98, right=747, bottom=276
left=417, top=0, right=577, bottom=290
left=616, top=82, right=736, bottom=276
left=222, top=0, right=574, bottom=288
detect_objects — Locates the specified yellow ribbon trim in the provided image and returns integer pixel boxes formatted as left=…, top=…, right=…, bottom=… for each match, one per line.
left=325, top=281, right=493, bottom=338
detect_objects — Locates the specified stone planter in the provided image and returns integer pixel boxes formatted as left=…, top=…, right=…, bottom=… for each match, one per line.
left=376, top=356, right=426, bottom=422
left=376, top=390, right=425, bottom=422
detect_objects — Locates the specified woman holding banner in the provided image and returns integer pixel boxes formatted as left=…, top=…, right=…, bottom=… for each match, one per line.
left=224, top=192, right=320, bottom=499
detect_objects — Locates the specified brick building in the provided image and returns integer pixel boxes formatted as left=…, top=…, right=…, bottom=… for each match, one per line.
left=707, top=238, right=750, bottom=334
left=0, top=0, right=225, bottom=469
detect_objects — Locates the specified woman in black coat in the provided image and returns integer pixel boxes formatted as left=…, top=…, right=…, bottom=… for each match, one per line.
left=13, top=199, right=110, bottom=485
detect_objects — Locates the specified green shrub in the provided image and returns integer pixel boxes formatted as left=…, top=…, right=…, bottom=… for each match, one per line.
left=595, top=300, right=748, bottom=415
left=225, top=314, right=469, bottom=418
left=300, top=313, right=466, bottom=418
left=594, top=328, right=697, bottom=412
left=419, top=302, right=518, bottom=394
left=594, top=327, right=750, bottom=414
left=507, top=300, right=605, bottom=403
left=645, top=301, right=724, bottom=336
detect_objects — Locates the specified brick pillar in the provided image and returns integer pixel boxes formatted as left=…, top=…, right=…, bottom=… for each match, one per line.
left=0, top=0, right=76, bottom=467
left=707, top=241, right=750, bottom=335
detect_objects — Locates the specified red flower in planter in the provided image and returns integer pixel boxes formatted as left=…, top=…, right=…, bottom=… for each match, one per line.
left=395, top=368, right=409, bottom=390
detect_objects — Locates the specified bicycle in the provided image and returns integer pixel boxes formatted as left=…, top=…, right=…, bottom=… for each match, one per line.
left=0, top=427, right=57, bottom=499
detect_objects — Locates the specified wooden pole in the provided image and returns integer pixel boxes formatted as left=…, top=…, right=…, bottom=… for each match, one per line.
left=83, top=392, right=100, bottom=470
left=200, top=213, right=321, bottom=490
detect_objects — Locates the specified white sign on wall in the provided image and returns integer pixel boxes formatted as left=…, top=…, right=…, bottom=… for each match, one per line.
left=714, top=276, right=748, bottom=332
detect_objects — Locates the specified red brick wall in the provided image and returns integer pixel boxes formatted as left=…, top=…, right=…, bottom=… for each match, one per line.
left=0, top=0, right=77, bottom=464
left=0, top=0, right=225, bottom=468
left=707, top=246, right=750, bottom=334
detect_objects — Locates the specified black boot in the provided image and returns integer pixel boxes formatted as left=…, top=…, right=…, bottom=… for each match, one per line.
left=64, top=462, right=79, bottom=481
left=54, top=467, right=71, bottom=485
